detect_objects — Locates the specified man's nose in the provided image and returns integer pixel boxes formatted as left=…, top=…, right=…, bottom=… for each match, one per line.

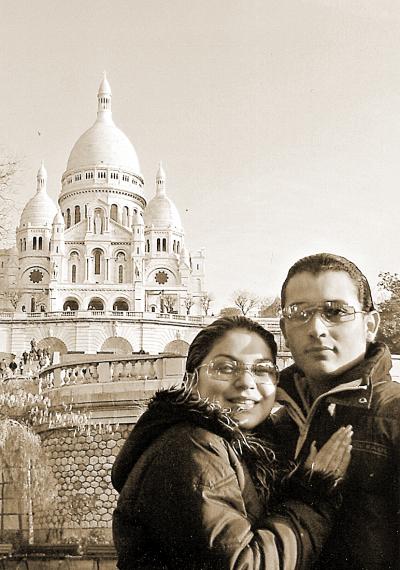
left=307, top=312, right=328, bottom=338
left=234, top=369, right=257, bottom=389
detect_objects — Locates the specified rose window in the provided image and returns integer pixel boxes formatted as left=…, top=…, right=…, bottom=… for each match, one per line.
left=155, top=271, right=168, bottom=285
left=29, top=269, right=44, bottom=283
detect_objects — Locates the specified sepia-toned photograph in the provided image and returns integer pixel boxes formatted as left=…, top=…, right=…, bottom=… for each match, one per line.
left=1, top=1, right=399, bottom=568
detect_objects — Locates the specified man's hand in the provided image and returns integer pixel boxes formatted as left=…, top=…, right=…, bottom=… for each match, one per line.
left=305, top=425, right=353, bottom=480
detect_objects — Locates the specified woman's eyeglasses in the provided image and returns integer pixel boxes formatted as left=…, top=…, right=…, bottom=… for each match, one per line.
left=198, top=356, right=279, bottom=385
left=281, top=301, right=366, bottom=327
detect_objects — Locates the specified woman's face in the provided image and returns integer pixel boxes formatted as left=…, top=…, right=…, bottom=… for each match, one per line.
left=196, top=329, right=277, bottom=429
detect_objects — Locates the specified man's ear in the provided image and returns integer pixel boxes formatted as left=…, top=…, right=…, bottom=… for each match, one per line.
left=365, top=310, right=380, bottom=342
left=280, top=317, right=290, bottom=349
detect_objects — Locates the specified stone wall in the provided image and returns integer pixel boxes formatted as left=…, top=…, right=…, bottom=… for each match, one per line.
left=36, top=424, right=132, bottom=542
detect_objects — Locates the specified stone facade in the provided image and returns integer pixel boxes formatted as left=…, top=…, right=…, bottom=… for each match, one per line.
left=0, top=74, right=208, bottom=358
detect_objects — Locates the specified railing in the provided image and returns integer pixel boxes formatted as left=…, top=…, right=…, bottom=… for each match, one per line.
left=0, top=310, right=208, bottom=325
left=39, top=353, right=186, bottom=390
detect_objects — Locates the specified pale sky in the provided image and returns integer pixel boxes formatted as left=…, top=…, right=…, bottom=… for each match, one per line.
left=2, top=0, right=400, bottom=311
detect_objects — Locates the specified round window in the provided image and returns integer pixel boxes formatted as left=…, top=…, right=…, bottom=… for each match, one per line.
left=29, top=269, right=44, bottom=283
left=155, top=271, right=168, bottom=285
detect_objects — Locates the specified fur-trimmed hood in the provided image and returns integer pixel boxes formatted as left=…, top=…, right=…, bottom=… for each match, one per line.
left=112, top=384, right=279, bottom=504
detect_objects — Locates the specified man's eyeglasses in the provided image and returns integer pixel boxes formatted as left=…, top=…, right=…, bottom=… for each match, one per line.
left=281, top=301, right=366, bottom=327
left=198, top=356, right=279, bottom=385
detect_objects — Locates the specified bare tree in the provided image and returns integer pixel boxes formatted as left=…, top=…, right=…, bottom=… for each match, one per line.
left=232, top=290, right=260, bottom=316
left=162, top=294, right=176, bottom=314
left=259, top=296, right=281, bottom=317
left=200, top=293, right=213, bottom=316
left=184, top=295, right=195, bottom=315
left=0, top=158, right=18, bottom=245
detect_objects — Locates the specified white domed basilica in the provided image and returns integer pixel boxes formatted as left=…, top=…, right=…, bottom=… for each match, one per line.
left=0, top=75, right=207, bottom=356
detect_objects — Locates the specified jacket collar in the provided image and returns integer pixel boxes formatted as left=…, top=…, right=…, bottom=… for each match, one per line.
left=274, top=342, right=392, bottom=459
left=112, top=384, right=279, bottom=498
left=278, top=341, right=392, bottom=400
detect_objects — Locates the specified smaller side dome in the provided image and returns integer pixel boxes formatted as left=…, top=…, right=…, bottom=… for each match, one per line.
left=144, top=163, right=182, bottom=229
left=144, top=196, right=182, bottom=229
left=19, top=164, right=58, bottom=228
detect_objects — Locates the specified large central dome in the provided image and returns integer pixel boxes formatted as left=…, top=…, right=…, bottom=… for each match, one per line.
left=66, top=74, right=141, bottom=175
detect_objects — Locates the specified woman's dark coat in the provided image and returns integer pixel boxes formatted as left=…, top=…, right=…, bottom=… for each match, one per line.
left=112, top=385, right=339, bottom=570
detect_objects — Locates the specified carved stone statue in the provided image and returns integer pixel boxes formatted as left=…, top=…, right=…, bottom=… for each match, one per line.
left=94, top=212, right=102, bottom=235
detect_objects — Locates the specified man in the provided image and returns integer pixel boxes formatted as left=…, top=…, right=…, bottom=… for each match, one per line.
left=274, top=253, right=400, bottom=570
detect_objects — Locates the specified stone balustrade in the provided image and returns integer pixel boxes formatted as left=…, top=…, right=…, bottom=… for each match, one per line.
left=0, top=310, right=207, bottom=324
left=39, top=353, right=186, bottom=390
left=37, top=353, right=187, bottom=425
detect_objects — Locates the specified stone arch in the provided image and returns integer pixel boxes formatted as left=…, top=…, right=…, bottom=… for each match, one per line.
left=147, top=267, right=178, bottom=287
left=91, top=248, right=105, bottom=278
left=63, top=298, right=80, bottom=311
left=37, top=337, right=68, bottom=355
left=113, top=298, right=130, bottom=311
left=100, top=337, right=133, bottom=355
left=164, top=339, right=190, bottom=356
left=88, top=297, right=105, bottom=310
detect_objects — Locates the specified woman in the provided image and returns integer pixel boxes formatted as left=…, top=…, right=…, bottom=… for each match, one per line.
left=112, top=317, right=352, bottom=569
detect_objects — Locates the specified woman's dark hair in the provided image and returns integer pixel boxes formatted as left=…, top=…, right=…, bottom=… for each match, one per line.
left=185, top=316, right=278, bottom=374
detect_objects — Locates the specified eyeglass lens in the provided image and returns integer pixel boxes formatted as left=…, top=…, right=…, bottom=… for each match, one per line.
left=208, top=358, right=278, bottom=384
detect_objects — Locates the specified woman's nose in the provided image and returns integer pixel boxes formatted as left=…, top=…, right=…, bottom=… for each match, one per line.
left=234, top=369, right=257, bottom=389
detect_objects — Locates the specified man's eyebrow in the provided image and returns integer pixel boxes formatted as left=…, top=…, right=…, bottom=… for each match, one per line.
left=289, top=299, right=349, bottom=306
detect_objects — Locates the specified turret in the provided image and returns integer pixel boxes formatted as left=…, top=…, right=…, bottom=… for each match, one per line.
left=51, top=209, right=65, bottom=257
left=97, top=71, right=112, bottom=123
left=131, top=210, right=145, bottom=311
left=37, top=161, right=47, bottom=191
left=156, top=161, right=166, bottom=196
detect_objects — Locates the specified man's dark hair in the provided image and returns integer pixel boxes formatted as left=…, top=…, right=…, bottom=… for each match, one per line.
left=281, top=253, right=375, bottom=312
left=186, top=316, right=277, bottom=374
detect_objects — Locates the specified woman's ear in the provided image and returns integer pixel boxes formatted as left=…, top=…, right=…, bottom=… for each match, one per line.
left=184, top=370, right=198, bottom=389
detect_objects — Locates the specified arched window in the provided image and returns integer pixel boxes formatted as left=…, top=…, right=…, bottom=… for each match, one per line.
left=146, top=240, right=150, bottom=253
left=157, top=238, right=161, bottom=252
left=177, top=241, right=180, bottom=253
left=88, top=298, right=104, bottom=310
left=110, top=204, right=118, bottom=222
left=122, top=206, right=129, bottom=226
left=162, top=238, right=167, bottom=252
left=173, top=240, right=176, bottom=252
left=63, top=299, right=79, bottom=311
left=19, top=239, right=22, bottom=251
left=94, top=249, right=102, bottom=275
left=23, top=238, right=26, bottom=251
left=66, top=209, right=71, bottom=229
left=38, top=237, right=43, bottom=250
left=33, top=237, right=37, bottom=250
left=118, top=265, right=124, bottom=284
left=113, top=299, right=129, bottom=311
left=72, top=264, right=77, bottom=283
left=75, top=205, right=81, bottom=224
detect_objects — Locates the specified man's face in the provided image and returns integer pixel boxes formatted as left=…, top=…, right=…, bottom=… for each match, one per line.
left=281, top=270, right=380, bottom=380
